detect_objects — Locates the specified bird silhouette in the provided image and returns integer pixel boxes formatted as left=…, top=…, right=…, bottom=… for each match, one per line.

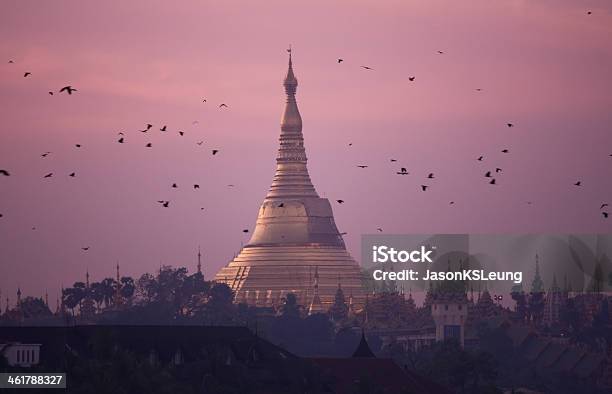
left=278, top=203, right=284, bottom=207
left=118, top=132, right=124, bottom=135
left=361, top=66, right=374, bottom=70
left=340, top=232, right=348, bottom=236
left=476, top=88, right=483, bottom=91
left=81, top=247, right=90, bottom=251
left=41, top=152, right=51, bottom=158
left=348, top=143, right=353, bottom=146
left=489, top=178, right=496, bottom=185
left=501, top=149, right=509, bottom=153
left=337, top=59, right=343, bottom=63
left=408, top=76, right=415, bottom=81
left=140, top=124, right=153, bottom=133
left=118, top=137, right=125, bottom=143
left=357, top=165, right=368, bottom=168
left=601, top=203, right=609, bottom=209
left=377, top=228, right=383, bottom=232
left=59, top=86, right=77, bottom=95
left=603, top=212, right=609, bottom=218
left=574, top=181, right=581, bottom=186
left=160, top=125, right=167, bottom=132
left=202, top=99, right=207, bottom=102
left=0, top=170, right=10, bottom=176
left=336, top=200, right=344, bottom=204
left=477, top=156, right=484, bottom=161
left=48, top=91, right=53, bottom=95
left=8, top=60, right=14, bottom=63
left=390, top=159, right=397, bottom=162
left=437, top=51, right=444, bottom=54
left=69, top=172, right=76, bottom=177
left=421, top=185, right=428, bottom=191
left=587, top=11, right=592, bottom=15
left=172, top=183, right=178, bottom=188
left=485, top=171, right=492, bottom=178
left=507, top=123, right=514, bottom=128
left=243, top=229, right=249, bottom=233
left=449, top=201, right=455, bottom=205
left=196, top=141, right=204, bottom=145
left=179, top=131, right=184, bottom=136
left=75, top=144, right=81, bottom=148
left=194, top=184, right=200, bottom=189
left=427, top=173, right=434, bottom=179
left=219, top=104, right=228, bottom=108
left=495, top=168, right=502, bottom=173
left=396, top=168, right=409, bottom=175
left=212, top=149, right=219, bottom=155
left=23, top=72, right=31, bottom=77
left=157, top=200, right=170, bottom=208
left=146, top=143, right=152, bottom=148
left=44, top=173, right=53, bottom=178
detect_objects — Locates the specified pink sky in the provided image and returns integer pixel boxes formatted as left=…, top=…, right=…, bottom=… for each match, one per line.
left=1, top=0, right=612, bottom=303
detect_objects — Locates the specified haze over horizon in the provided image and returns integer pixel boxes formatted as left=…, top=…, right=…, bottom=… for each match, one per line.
left=1, top=0, right=612, bottom=301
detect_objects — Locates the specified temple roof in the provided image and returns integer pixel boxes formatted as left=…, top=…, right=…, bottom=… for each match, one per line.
left=352, top=331, right=375, bottom=358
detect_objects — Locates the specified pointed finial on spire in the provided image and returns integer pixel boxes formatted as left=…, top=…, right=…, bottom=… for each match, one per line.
left=197, top=246, right=202, bottom=274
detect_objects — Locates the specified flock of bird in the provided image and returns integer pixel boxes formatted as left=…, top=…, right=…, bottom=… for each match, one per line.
left=1, top=25, right=610, bottom=249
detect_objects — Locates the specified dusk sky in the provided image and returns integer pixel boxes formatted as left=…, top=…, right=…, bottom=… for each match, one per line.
left=1, top=0, right=612, bottom=303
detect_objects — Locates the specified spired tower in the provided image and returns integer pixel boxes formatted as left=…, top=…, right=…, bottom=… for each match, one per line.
left=215, top=51, right=365, bottom=310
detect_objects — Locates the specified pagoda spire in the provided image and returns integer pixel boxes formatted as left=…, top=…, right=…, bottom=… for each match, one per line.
left=266, top=47, right=318, bottom=200
left=197, top=246, right=202, bottom=275
left=308, top=266, right=324, bottom=315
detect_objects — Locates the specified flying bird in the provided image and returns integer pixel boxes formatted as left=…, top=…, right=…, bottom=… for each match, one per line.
left=336, top=200, right=344, bottom=204
left=601, top=203, right=609, bottom=209
left=587, top=11, right=592, bottom=15
left=193, top=184, right=200, bottom=189
left=361, top=66, right=374, bottom=70
left=8, top=60, right=14, bottom=63
left=390, top=159, right=397, bottom=162
left=574, top=181, right=581, bottom=186
left=196, top=141, right=204, bottom=145
left=408, top=76, right=415, bottom=81
left=23, top=72, right=31, bottom=77
left=501, top=149, right=509, bottom=153
left=427, top=173, right=434, bottom=179
left=337, top=59, right=343, bottom=63
left=118, top=137, right=125, bottom=143
left=477, top=156, right=484, bottom=161
left=348, top=143, right=353, bottom=146
left=48, top=91, right=53, bottom=95
left=179, top=131, right=184, bottom=136
left=507, top=123, right=514, bottom=128
left=0, top=170, right=10, bottom=176
left=59, top=86, right=77, bottom=95
left=157, top=200, right=170, bottom=208
left=377, top=228, right=383, bottom=232
left=172, top=183, right=178, bottom=188
left=212, top=149, right=219, bottom=155
left=449, top=201, right=455, bottom=205
left=243, top=229, right=249, bottom=233
left=140, top=124, right=153, bottom=133
left=44, top=173, right=53, bottom=178
left=396, top=168, right=409, bottom=175
left=81, top=247, right=90, bottom=251
left=219, top=103, right=228, bottom=108
left=357, top=165, right=368, bottom=168
left=495, top=168, right=502, bottom=173
left=475, top=88, right=483, bottom=92
left=41, top=152, right=51, bottom=157
left=146, top=143, right=152, bottom=147
left=202, top=99, right=207, bottom=102
left=603, top=212, right=609, bottom=218
left=437, top=51, right=444, bottom=54
left=485, top=171, right=492, bottom=178
left=421, top=185, right=428, bottom=191
left=69, top=172, right=76, bottom=177
left=118, top=132, right=124, bottom=135
left=160, top=125, right=167, bottom=132
left=75, top=144, right=81, bottom=148
left=340, top=232, right=348, bottom=236
left=489, top=178, right=496, bottom=185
